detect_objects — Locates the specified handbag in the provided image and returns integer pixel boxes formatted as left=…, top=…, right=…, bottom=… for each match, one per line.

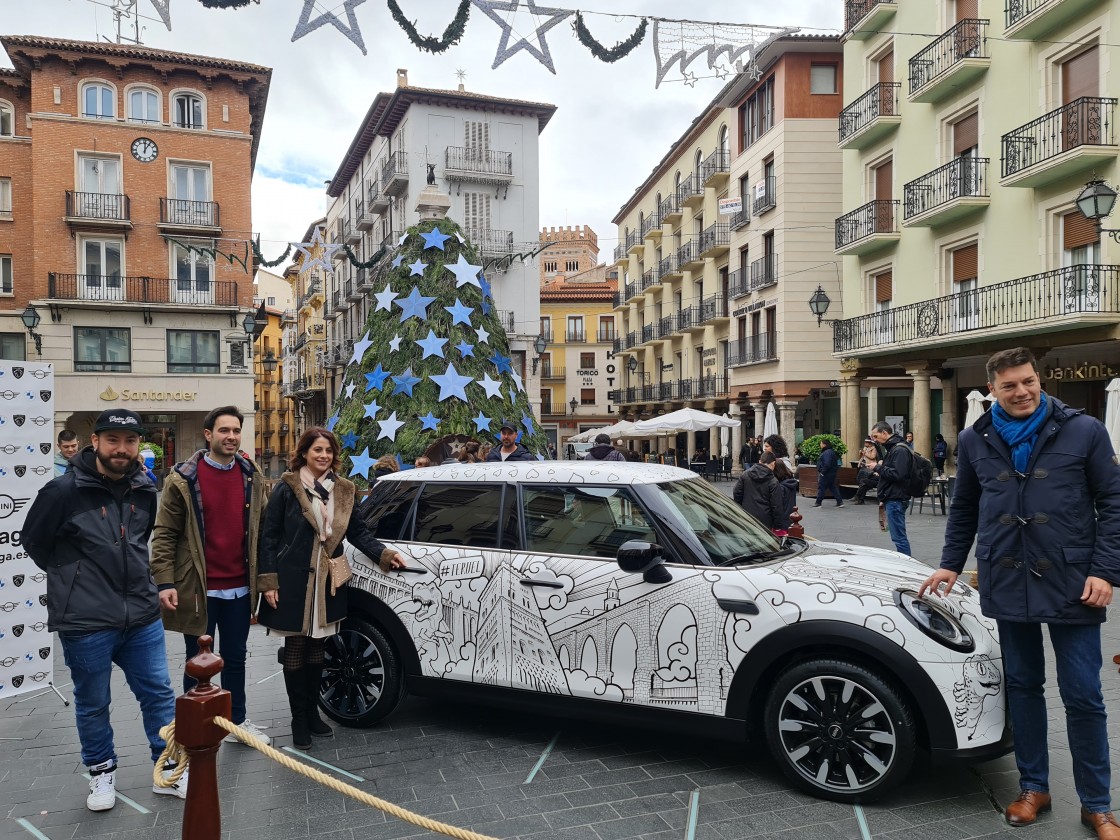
left=326, top=553, right=352, bottom=595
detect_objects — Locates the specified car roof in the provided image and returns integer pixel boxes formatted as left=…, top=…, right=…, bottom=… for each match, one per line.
left=378, top=461, right=699, bottom=486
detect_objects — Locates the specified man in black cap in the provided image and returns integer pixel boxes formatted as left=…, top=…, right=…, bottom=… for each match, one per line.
left=22, top=409, right=187, bottom=812
left=584, top=432, right=625, bottom=461
left=485, top=420, right=535, bottom=461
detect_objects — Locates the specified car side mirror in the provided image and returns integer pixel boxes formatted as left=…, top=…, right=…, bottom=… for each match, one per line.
left=617, top=540, right=672, bottom=584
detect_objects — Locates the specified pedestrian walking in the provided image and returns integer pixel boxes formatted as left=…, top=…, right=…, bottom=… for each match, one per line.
left=869, top=420, right=911, bottom=555
left=813, top=438, right=844, bottom=508
left=150, top=405, right=271, bottom=747
left=585, top=433, right=625, bottom=461
left=22, top=410, right=187, bottom=811
left=733, top=452, right=785, bottom=530
left=257, top=427, right=406, bottom=749
left=54, top=429, right=78, bottom=477
left=932, top=433, right=948, bottom=476
left=920, top=348, right=1120, bottom=839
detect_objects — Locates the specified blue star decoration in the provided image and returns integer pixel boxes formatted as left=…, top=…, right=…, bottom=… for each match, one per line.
left=430, top=362, right=474, bottom=402
left=420, top=226, right=452, bottom=251
left=392, top=367, right=422, bottom=397
left=348, top=447, right=376, bottom=480
left=521, top=413, right=536, bottom=434
left=419, top=412, right=440, bottom=431
left=444, top=298, right=474, bottom=327
left=455, top=340, right=475, bottom=358
left=445, top=253, right=484, bottom=289
left=341, top=431, right=359, bottom=450
left=395, top=286, right=437, bottom=322
left=408, top=259, right=426, bottom=277
left=377, top=412, right=405, bottom=442
left=472, top=412, right=493, bottom=434
left=416, top=329, right=448, bottom=360
left=475, top=0, right=573, bottom=75
left=392, top=254, right=405, bottom=268
left=325, top=412, right=340, bottom=432
left=479, top=275, right=494, bottom=315
left=291, top=0, right=368, bottom=56
left=363, top=399, right=381, bottom=420
left=365, top=363, right=390, bottom=392
left=489, top=351, right=513, bottom=375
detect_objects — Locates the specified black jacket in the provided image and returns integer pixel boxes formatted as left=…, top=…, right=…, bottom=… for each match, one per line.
left=584, top=444, right=625, bottom=461
left=485, top=444, right=535, bottom=462
left=817, top=446, right=839, bottom=476
left=733, top=464, right=785, bottom=531
left=875, top=434, right=912, bottom=502
left=941, top=397, right=1120, bottom=623
left=23, top=447, right=159, bottom=633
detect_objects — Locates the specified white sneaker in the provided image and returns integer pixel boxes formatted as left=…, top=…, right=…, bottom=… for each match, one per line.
left=224, top=719, right=271, bottom=746
left=153, top=765, right=188, bottom=799
left=86, top=762, right=117, bottom=812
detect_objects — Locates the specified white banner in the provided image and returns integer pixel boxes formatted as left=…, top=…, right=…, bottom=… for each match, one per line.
left=0, top=361, right=55, bottom=699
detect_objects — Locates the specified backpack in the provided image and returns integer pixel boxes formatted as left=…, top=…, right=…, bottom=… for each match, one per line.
left=905, top=448, right=934, bottom=498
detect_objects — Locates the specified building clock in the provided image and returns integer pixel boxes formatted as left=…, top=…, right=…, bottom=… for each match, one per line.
left=131, top=137, right=158, bottom=163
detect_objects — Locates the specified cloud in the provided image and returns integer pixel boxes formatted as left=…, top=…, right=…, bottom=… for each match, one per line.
left=564, top=668, right=624, bottom=701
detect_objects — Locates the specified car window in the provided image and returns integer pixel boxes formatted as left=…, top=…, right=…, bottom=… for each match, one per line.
left=360, top=480, right=419, bottom=540
left=522, top=485, right=656, bottom=558
left=414, top=483, right=504, bottom=548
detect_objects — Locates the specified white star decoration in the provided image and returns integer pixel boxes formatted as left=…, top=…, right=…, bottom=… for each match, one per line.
left=475, top=325, right=491, bottom=344
left=374, top=284, right=397, bottom=312
left=377, top=411, right=404, bottom=442
left=291, top=0, right=368, bottom=55
left=293, top=227, right=342, bottom=275
left=474, top=0, right=573, bottom=75
left=349, top=331, right=373, bottom=365
left=389, top=334, right=402, bottom=352
left=478, top=374, right=504, bottom=399
left=445, top=253, right=484, bottom=289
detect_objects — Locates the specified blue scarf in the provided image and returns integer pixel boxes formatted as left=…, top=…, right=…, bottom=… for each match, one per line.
left=989, top=392, right=1049, bottom=473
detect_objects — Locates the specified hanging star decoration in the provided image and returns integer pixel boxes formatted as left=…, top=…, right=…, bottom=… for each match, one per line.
left=363, top=399, right=381, bottom=420
left=392, top=254, right=405, bottom=268
left=341, top=431, right=359, bottom=451
left=148, top=0, right=172, bottom=29
left=446, top=253, right=484, bottom=288
left=364, top=363, right=390, bottom=392
left=431, top=362, right=474, bottom=401
left=325, top=412, right=340, bottom=432
left=510, top=368, right=525, bottom=393
left=389, top=334, right=402, bottom=352
left=478, top=373, right=503, bottom=399
left=474, top=0, right=573, bottom=75
left=398, top=232, right=410, bottom=246
left=374, top=284, right=397, bottom=312
left=392, top=367, right=422, bottom=397
left=349, top=331, right=373, bottom=365
left=377, top=411, right=405, bottom=442
left=416, top=329, right=448, bottom=360
left=455, top=340, right=475, bottom=358
left=408, top=258, right=427, bottom=277
left=489, top=351, right=513, bottom=375
left=420, top=226, right=452, bottom=250
left=293, top=226, right=343, bottom=275
left=651, top=18, right=796, bottom=89
left=521, top=412, right=536, bottom=434
left=348, top=447, right=376, bottom=479
left=292, top=0, right=368, bottom=56
left=395, top=286, right=437, bottom=322
left=472, top=411, right=493, bottom=433
left=419, top=412, right=441, bottom=431
left=444, top=298, right=474, bottom=327
left=682, top=70, right=697, bottom=87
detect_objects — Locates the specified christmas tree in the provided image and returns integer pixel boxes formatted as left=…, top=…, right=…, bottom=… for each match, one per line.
left=327, top=206, right=547, bottom=486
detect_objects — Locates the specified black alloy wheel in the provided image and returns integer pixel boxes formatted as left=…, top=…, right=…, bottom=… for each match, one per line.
left=318, top=617, right=404, bottom=727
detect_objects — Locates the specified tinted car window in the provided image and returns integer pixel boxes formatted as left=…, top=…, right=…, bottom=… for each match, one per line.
left=414, top=483, right=504, bottom=548
left=360, top=481, right=418, bottom=540
left=523, top=485, right=656, bottom=558
left=651, top=476, right=780, bottom=565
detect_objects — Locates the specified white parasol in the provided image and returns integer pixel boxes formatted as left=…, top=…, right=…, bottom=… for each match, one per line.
left=720, top=414, right=731, bottom=458
left=629, top=407, right=740, bottom=434
left=763, top=401, right=778, bottom=438
left=964, top=390, right=988, bottom=428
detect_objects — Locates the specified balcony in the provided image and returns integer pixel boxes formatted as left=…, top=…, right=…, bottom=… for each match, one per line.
left=541, top=365, right=565, bottom=380
left=641, top=268, right=659, bottom=291
left=345, top=278, right=361, bottom=302
left=701, top=149, right=730, bottom=187
left=281, top=308, right=297, bottom=324
left=641, top=212, right=662, bottom=239
left=657, top=315, right=674, bottom=339
left=613, top=244, right=624, bottom=263
left=566, top=330, right=587, bottom=343
left=678, top=174, right=704, bottom=208
left=1005, top=0, right=1100, bottom=41
left=839, top=83, right=901, bottom=149
left=495, top=310, right=516, bottom=332
left=465, top=228, right=515, bottom=256
left=698, top=223, right=730, bottom=258
left=329, top=290, right=343, bottom=320
left=612, top=336, right=624, bottom=352
left=674, top=379, right=694, bottom=401
left=1001, top=97, right=1117, bottom=188
left=659, top=253, right=682, bottom=279
left=356, top=199, right=377, bottom=231
left=729, top=268, right=749, bottom=299
left=381, top=150, right=408, bottom=196
left=626, top=229, right=643, bottom=254
left=624, top=280, right=640, bottom=302
left=48, top=272, right=239, bottom=307
left=750, top=254, right=778, bottom=291
left=844, top=0, right=896, bottom=40
left=908, top=20, right=990, bottom=104
left=659, top=192, right=682, bottom=224
left=380, top=230, right=404, bottom=253
left=641, top=324, right=655, bottom=344
left=343, top=218, right=361, bottom=246
left=693, top=374, right=728, bottom=398
left=158, top=198, right=220, bottom=232
left=835, top=200, right=900, bottom=255
left=727, top=335, right=778, bottom=367
left=597, top=327, right=616, bottom=343
left=444, top=146, right=514, bottom=186
left=677, top=239, right=702, bottom=271
left=357, top=267, right=373, bottom=291
left=368, top=184, right=389, bottom=213
left=625, top=330, right=638, bottom=349
left=699, top=294, right=728, bottom=323
left=676, top=306, right=698, bottom=332
left=730, top=208, right=750, bottom=232
left=64, top=191, right=131, bottom=230
left=831, top=264, right=1120, bottom=356
left=903, top=157, right=990, bottom=227
left=752, top=176, right=776, bottom=215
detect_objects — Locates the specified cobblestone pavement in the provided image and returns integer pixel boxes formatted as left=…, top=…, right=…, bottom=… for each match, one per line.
left=2, top=484, right=1117, bottom=840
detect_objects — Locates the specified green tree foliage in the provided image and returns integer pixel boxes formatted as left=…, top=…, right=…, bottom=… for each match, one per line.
left=329, top=218, right=547, bottom=485
left=800, top=433, right=847, bottom=464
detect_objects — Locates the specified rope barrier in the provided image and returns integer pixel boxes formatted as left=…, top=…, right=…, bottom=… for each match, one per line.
left=154, top=718, right=500, bottom=840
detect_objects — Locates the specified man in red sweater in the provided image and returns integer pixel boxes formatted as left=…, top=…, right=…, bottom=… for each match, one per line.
left=151, top=406, right=270, bottom=744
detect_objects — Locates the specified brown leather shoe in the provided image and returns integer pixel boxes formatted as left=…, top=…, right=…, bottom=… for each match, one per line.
left=1005, top=791, right=1051, bottom=826
left=1081, top=808, right=1120, bottom=840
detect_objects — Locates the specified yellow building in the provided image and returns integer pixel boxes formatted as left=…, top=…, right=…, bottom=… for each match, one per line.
left=254, top=268, right=294, bottom=476
left=282, top=218, right=329, bottom=434
left=833, top=0, right=1118, bottom=457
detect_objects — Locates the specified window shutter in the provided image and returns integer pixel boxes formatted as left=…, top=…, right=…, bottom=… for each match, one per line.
left=956, top=0, right=978, bottom=21
left=953, top=113, right=979, bottom=155
left=464, top=121, right=490, bottom=150
left=878, top=50, right=894, bottom=84
left=952, top=243, right=978, bottom=282
left=1064, top=211, right=1099, bottom=250
left=1063, top=47, right=1099, bottom=103
left=875, top=271, right=893, bottom=303
left=875, top=160, right=893, bottom=201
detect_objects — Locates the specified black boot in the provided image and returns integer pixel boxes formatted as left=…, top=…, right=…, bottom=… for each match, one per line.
left=283, top=670, right=312, bottom=750
left=304, top=665, right=333, bottom=738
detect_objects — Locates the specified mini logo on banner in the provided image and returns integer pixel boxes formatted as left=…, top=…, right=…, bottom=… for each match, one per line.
left=39, top=391, right=51, bottom=402
left=0, top=391, right=17, bottom=400
left=38, top=647, right=50, bottom=659
left=14, top=466, right=25, bottom=478
left=13, top=415, right=24, bottom=426
left=0, top=495, right=29, bottom=519
left=38, top=443, right=50, bottom=455
left=11, top=368, right=23, bottom=379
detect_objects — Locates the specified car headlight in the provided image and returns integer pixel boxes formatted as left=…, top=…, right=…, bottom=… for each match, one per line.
left=893, top=589, right=975, bottom=653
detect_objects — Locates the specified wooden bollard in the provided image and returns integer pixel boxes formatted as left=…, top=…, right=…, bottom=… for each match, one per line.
left=177, top=634, right=229, bottom=840
left=788, top=506, right=804, bottom=539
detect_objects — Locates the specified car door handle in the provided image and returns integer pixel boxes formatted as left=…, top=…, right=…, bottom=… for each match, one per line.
left=717, top=598, right=760, bottom=615
left=394, top=566, right=428, bottom=574
left=519, top=579, right=565, bottom=588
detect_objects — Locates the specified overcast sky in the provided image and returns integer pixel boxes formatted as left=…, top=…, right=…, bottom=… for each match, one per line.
left=3, top=0, right=842, bottom=264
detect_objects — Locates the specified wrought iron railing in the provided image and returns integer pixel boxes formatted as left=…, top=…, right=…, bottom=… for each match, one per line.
left=659, top=254, right=680, bottom=276
left=625, top=330, right=637, bottom=348
left=66, top=191, right=129, bottom=221
left=464, top=228, right=514, bottom=254
left=641, top=269, right=659, bottom=290
left=48, top=272, right=238, bottom=305
left=1006, top=0, right=1061, bottom=29
left=845, top=0, right=895, bottom=32
left=677, top=239, right=699, bottom=267
left=676, top=306, right=698, bottom=331
left=909, top=19, right=988, bottom=95
left=640, top=212, right=661, bottom=237
left=380, top=150, right=408, bottom=192
left=839, top=82, right=900, bottom=142
left=160, top=198, right=219, bottom=227
left=658, top=192, right=681, bottom=219
left=701, top=149, right=730, bottom=183
left=730, top=209, right=750, bottom=231
left=612, top=337, right=624, bottom=352
left=677, top=174, right=703, bottom=204
left=727, top=334, right=778, bottom=366
left=566, top=330, right=587, bottom=343
left=613, top=244, right=624, bottom=262
left=674, top=379, right=694, bottom=401
left=835, top=200, right=899, bottom=249
left=699, top=294, right=728, bottom=322
left=625, top=229, right=641, bottom=251
left=729, top=267, right=749, bottom=299
left=699, top=223, right=729, bottom=254
left=541, top=365, right=565, bottom=379
left=693, top=374, right=728, bottom=398
left=832, top=264, right=1120, bottom=353
left=597, top=327, right=616, bottom=342
left=903, top=157, right=989, bottom=220
left=657, top=316, right=673, bottom=339
left=1001, top=97, right=1117, bottom=179
left=495, top=310, right=516, bottom=332
left=624, top=281, right=638, bottom=300
left=641, top=324, right=655, bottom=343
left=752, top=176, right=776, bottom=215
left=750, top=254, right=778, bottom=290
left=444, top=146, right=513, bottom=176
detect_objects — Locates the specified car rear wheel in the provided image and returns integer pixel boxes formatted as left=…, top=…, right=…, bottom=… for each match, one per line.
left=318, top=617, right=403, bottom=727
left=763, top=658, right=915, bottom=802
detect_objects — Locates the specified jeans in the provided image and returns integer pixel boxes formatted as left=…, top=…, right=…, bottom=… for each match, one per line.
left=815, top=471, right=843, bottom=505
left=184, top=593, right=250, bottom=725
left=998, top=620, right=1111, bottom=812
left=59, top=618, right=176, bottom=767
left=883, top=500, right=911, bottom=555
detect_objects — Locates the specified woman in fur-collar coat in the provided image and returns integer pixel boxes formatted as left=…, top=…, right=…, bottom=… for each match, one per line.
left=257, top=427, right=404, bottom=748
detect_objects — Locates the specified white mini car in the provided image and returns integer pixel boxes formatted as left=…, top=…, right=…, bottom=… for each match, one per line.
left=321, top=462, right=1008, bottom=802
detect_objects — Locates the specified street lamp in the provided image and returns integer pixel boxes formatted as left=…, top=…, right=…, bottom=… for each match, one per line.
left=261, top=350, right=278, bottom=380
left=20, top=303, right=42, bottom=357
left=1075, top=178, right=1120, bottom=242
left=569, top=396, right=578, bottom=415
left=531, top=334, right=548, bottom=375
left=627, top=355, right=650, bottom=384
left=808, top=285, right=832, bottom=326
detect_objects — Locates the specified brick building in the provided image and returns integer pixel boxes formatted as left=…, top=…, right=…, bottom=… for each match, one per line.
left=0, top=35, right=270, bottom=459
left=539, top=225, right=599, bottom=285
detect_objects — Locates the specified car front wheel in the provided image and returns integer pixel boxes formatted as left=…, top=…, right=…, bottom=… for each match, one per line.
left=318, top=617, right=404, bottom=727
left=763, top=658, right=916, bottom=802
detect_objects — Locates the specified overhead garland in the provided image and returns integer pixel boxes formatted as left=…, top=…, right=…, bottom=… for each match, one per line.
left=572, top=11, right=646, bottom=63
left=198, top=0, right=251, bottom=7
left=387, top=0, right=471, bottom=53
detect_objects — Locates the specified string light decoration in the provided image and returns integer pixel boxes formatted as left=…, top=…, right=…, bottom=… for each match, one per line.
left=387, top=0, right=471, bottom=53
left=572, top=11, right=647, bottom=63
left=652, top=19, right=795, bottom=88
left=291, top=0, right=368, bottom=55
left=199, top=0, right=252, bottom=7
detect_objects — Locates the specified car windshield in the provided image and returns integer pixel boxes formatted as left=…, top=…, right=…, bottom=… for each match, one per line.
left=649, top=476, right=782, bottom=565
